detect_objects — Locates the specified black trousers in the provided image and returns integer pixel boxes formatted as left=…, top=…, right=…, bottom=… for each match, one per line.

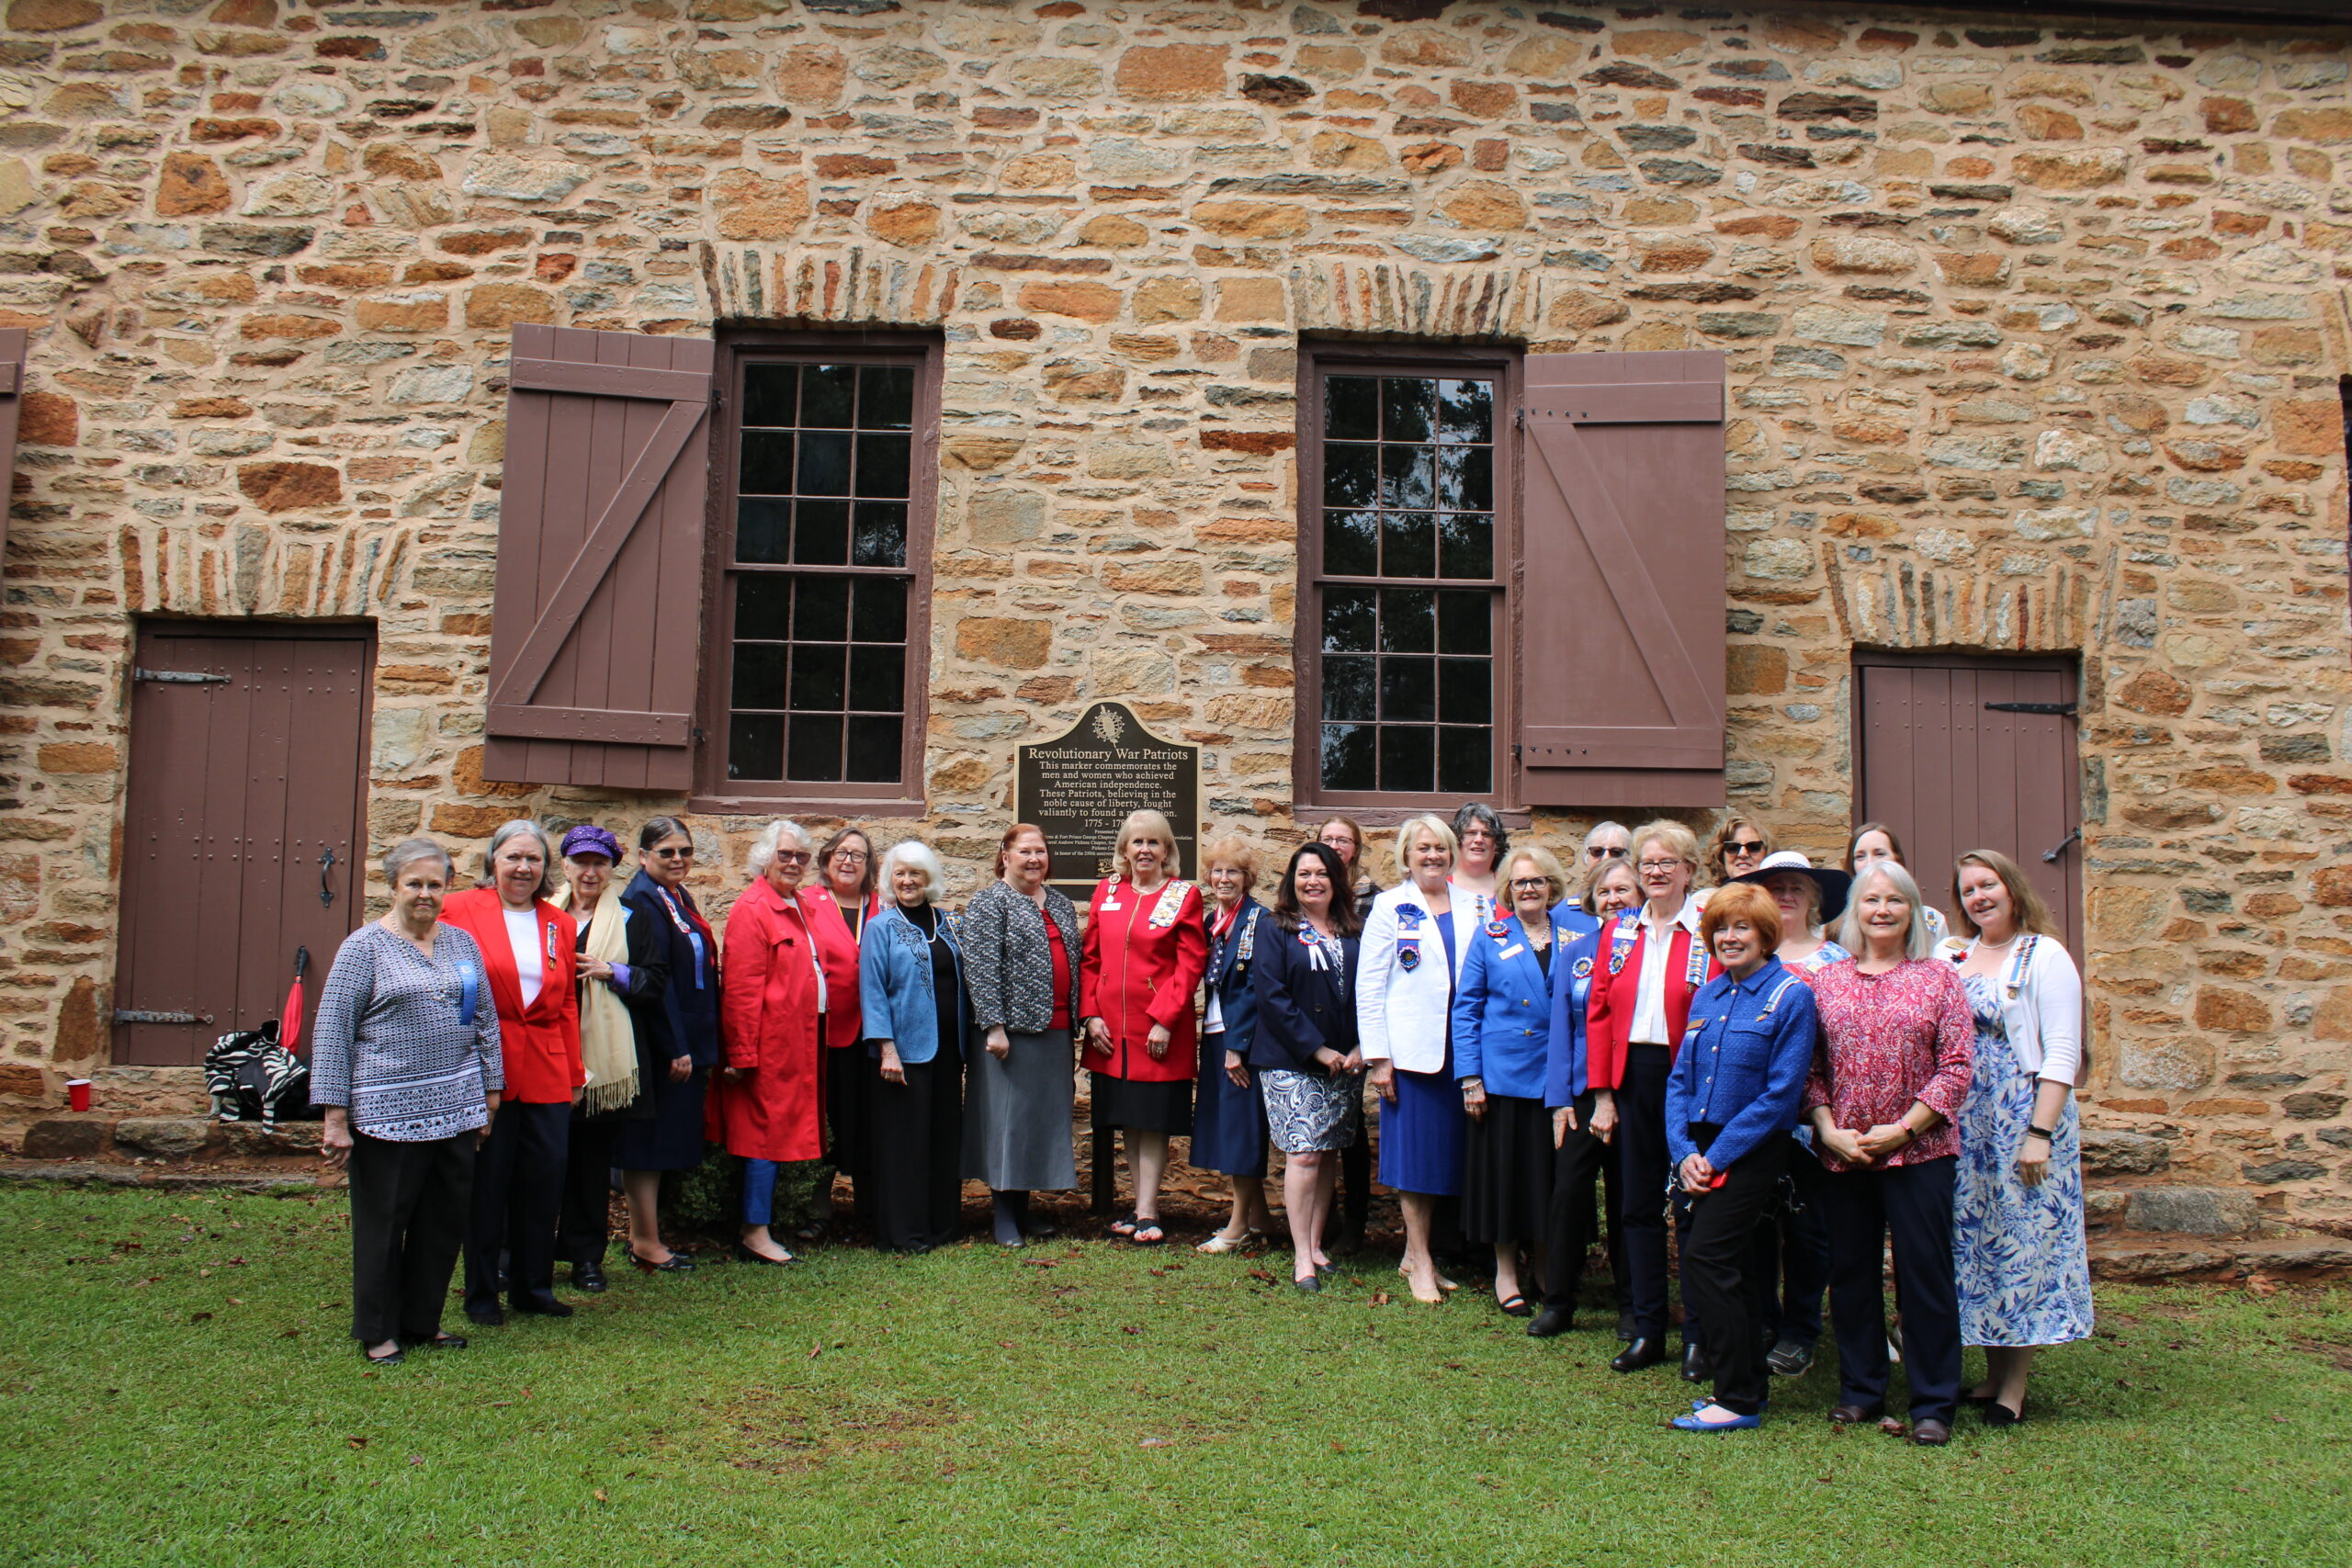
left=1335, top=1133, right=1370, bottom=1236
left=348, top=1130, right=472, bottom=1346
left=465, top=1099, right=569, bottom=1314
left=1614, top=1045, right=1689, bottom=1340
left=1541, top=1092, right=1624, bottom=1315
left=557, top=1112, right=619, bottom=1267
left=865, top=1047, right=965, bottom=1252
left=1679, top=1127, right=1787, bottom=1415
left=1750, top=1137, right=1831, bottom=1348
left=1817, top=1156, right=1962, bottom=1425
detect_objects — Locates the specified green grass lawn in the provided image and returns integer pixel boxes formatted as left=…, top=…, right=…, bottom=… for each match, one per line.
left=2, top=1182, right=2346, bottom=1567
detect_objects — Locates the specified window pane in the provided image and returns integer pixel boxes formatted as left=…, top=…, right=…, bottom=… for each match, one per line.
left=1438, top=590, right=1490, bottom=655
left=729, top=715, right=784, bottom=780
left=735, top=573, right=790, bottom=640
left=855, top=432, right=912, bottom=499
left=1437, top=378, right=1491, bottom=444
left=847, top=716, right=902, bottom=783
left=797, top=430, right=852, bottom=496
left=787, top=714, right=844, bottom=781
left=860, top=366, right=914, bottom=430
left=790, top=643, right=847, bottom=710
left=1323, top=509, right=1377, bottom=577
left=801, top=364, right=855, bottom=427
left=1382, top=510, right=1435, bottom=579
left=853, top=501, right=908, bottom=568
left=1381, top=377, right=1434, bottom=443
left=1322, top=587, right=1376, bottom=653
left=794, top=575, right=850, bottom=642
left=852, top=578, right=909, bottom=643
left=1380, top=444, right=1433, bottom=510
left=1326, top=376, right=1377, bottom=440
left=1379, top=726, right=1433, bottom=794
left=740, top=430, right=794, bottom=496
left=736, top=497, right=791, bottom=563
left=1439, top=657, right=1490, bottom=724
left=1438, top=728, right=1490, bottom=795
left=848, top=645, right=904, bottom=712
left=1438, top=513, right=1492, bottom=580
left=1323, top=443, right=1375, bottom=509
left=793, top=499, right=849, bottom=565
left=1439, top=445, right=1492, bottom=513
left=1380, top=587, right=1434, bottom=653
left=1381, top=656, right=1436, bottom=722
left=730, top=643, right=788, bottom=709
left=1322, top=655, right=1375, bottom=721
left=742, top=364, right=797, bottom=428
left=1320, top=723, right=1374, bottom=792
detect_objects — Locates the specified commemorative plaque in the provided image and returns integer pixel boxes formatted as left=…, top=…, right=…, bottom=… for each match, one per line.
left=1016, top=701, right=1202, bottom=900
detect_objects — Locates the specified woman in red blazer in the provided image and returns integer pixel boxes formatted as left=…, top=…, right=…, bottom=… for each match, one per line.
left=1080, top=808, right=1208, bottom=1246
left=715, top=819, right=826, bottom=1266
left=439, top=820, right=582, bottom=1326
left=800, top=827, right=882, bottom=1238
left=1586, top=819, right=1720, bottom=1375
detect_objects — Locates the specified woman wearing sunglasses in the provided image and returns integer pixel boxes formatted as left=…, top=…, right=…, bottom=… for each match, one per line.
left=612, top=817, right=718, bottom=1273
left=1704, top=817, right=1775, bottom=889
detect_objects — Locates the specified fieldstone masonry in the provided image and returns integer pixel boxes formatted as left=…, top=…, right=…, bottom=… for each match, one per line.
left=0, top=0, right=2347, bottom=1235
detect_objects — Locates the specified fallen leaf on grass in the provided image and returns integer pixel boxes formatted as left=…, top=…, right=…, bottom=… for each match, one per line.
left=1371, top=1291, right=1392, bottom=1306
left=1878, top=1418, right=1906, bottom=1438
left=1247, top=1268, right=1275, bottom=1283
left=594, top=1490, right=607, bottom=1502
left=808, top=1345, right=822, bottom=1359
left=347, top=1437, right=368, bottom=1450
left=190, top=1312, right=212, bottom=1323
left=1138, top=1438, right=1170, bottom=1449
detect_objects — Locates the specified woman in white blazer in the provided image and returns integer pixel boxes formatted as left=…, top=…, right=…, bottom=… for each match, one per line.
left=1359, top=813, right=1468, bottom=1304
left=1939, top=850, right=2092, bottom=1427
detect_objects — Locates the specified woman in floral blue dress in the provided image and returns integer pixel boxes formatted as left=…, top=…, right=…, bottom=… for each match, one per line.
left=1940, top=850, right=2092, bottom=1427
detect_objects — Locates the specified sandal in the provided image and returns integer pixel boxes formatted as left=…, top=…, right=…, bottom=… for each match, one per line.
left=1130, top=1218, right=1168, bottom=1246
left=1497, top=1293, right=1533, bottom=1317
left=1108, top=1213, right=1140, bottom=1240
left=1194, top=1229, right=1262, bottom=1255
left=363, top=1345, right=405, bottom=1367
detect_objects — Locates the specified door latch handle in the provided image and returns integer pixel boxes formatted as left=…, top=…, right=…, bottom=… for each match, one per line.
left=320, top=848, right=337, bottom=908
left=2041, top=828, right=2081, bottom=864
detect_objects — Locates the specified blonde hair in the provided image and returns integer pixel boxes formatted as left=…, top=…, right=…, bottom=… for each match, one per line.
left=1578, top=856, right=1640, bottom=917
left=1112, top=808, right=1182, bottom=881
left=1200, top=833, right=1261, bottom=889
left=1393, top=813, right=1459, bottom=873
left=1951, top=850, right=2058, bottom=940
left=1502, top=844, right=1570, bottom=907
left=1630, top=818, right=1701, bottom=874
left=1837, top=860, right=1934, bottom=961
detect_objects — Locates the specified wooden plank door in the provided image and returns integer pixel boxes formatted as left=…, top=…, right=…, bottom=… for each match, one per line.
left=114, top=624, right=373, bottom=1065
left=1853, top=652, right=2081, bottom=954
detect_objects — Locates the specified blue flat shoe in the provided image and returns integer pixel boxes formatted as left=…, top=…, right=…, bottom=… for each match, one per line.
left=1692, top=1396, right=1768, bottom=1413
left=1672, top=1404, right=1762, bottom=1432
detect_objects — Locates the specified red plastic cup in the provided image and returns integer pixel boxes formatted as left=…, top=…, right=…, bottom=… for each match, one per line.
left=66, top=1078, right=92, bottom=1112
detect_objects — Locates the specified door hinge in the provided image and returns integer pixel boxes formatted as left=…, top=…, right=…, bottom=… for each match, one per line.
left=1513, top=407, right=1525, bottom=431
left=1983, top=701, right=2076, bottom=716
left=2041, top=827, right=2082, bottom=864
left=114, top=1010, right=214, bottom=1026
left=134, top=668, right=230, bottom=685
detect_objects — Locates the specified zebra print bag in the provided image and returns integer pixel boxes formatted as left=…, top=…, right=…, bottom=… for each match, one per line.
left=203, top=1022, right=319, bottom=1129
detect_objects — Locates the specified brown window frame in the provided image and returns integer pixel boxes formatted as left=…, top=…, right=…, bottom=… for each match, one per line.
left=691, top=327, right=942, bottom=816
left=1292, top=340, right=1522, bottom=823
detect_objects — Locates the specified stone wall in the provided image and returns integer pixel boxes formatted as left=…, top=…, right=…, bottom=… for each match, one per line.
left=0, top=0, right=2348, bottom=1223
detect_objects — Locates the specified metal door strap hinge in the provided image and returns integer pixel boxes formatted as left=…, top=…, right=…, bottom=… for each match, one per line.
left=114, top=1010, right=214, bottom=1025
left=134, top=669, right=229, bottom=684
left=1983, top=701, right=2076, bottom=716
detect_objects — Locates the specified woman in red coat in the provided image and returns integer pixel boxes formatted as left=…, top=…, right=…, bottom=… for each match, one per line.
left=716, top=819, right=825, bottom=1266
left=800, top=826, right=882, bottom=1237
left=439, top=819, right=582, bottom=1325
left=1080, top=808, right=1209, bottom=1246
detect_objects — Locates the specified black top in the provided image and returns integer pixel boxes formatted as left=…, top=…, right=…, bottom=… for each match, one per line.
left=1533, top=940, right=1553, bottom=979
left=908, top=905, right=960, bottom=1063
left=1249, top=919, right=1361, bottom=1074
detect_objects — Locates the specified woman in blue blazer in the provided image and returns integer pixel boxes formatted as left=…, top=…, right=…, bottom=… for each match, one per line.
left=1453, top=843, right=1576, bottom=1315
left=1532, top=856, right=1641, bottom=1338
left=1194, top=836, right=1278, bottom=1252
left=1250, top=842, right=1363, bottom=1292
left=859, top=840, right=967, bottom=1253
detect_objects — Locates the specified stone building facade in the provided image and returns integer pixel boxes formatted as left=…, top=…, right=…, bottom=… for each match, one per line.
left=0, top=0, right=2347, bottom=1239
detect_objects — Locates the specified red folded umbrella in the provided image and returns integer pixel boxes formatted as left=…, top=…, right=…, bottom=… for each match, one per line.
left=279, top=945, right=311, bottom=1055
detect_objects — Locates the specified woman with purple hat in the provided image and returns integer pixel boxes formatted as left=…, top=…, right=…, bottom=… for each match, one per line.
left=553, top=824, right=669, bottom=1292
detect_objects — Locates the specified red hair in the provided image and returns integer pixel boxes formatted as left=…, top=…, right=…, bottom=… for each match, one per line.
left=993, top=823, right=1053, bottom=879
left=1700, top=882, right=1783, bottom=954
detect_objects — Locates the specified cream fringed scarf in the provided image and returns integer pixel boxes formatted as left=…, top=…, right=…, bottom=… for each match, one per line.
left=560, top=886, right=640, bottom=1116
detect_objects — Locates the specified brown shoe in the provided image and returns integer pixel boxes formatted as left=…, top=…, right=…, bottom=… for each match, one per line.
left=1910, top=1418, right=1952, bottom=1446
left=1829, top=1402, right=1884, bottom=1425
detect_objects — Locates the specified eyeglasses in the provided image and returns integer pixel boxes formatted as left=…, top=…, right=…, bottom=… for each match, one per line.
left=831, top=851, right=868, bottom=864
left=1724, top=840, right=1767, bottom=858
left=651, top=846, right=693, bottom=860
left=1637, top=859, right=1684, bottom=873
left=1586, top=845, right=1626, bottom=860
left=1461, top=829, right=1497, bottom=844
left=1509, top=876, right=1551, bottom=891
left=774, top=851, right=811, bottom=864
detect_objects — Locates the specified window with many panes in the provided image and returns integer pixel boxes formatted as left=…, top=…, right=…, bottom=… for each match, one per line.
left=1299, top=348, right=1513, bottom=806
left=707, top=337, right=936, bottom=804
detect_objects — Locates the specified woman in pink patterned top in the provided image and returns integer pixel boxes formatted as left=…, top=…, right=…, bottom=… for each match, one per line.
left=1804, top=859, right=1974, bottom=1447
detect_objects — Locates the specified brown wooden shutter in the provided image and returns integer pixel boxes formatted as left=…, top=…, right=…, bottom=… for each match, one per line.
left=0, top=328, right=24, bottom=573
left=486, top=324, right=716, bottom=790
left=1517, top=349, right=1727, bottom=807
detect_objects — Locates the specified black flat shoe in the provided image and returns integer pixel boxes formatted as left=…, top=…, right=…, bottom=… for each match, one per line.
left=402, top=1332, right=468, bottom=1351
left=733, top=1243, right=796, bottom=1267
left=1498, top=1293, right=1534, bottom=1318
left=363, top=1347, right=405, bottom=1367
left=571, top=1262, right=608, bottom=1293
left=1984, top=1401, right=2027, bottom=1427
left=1611, top=1337, right=1667, bottom=1374
left=1526, top=1306, right=1575, bottom=1338
left=512, top=1292, right=574, bottom=1318
left=1294, top=1274, right=1322, bottom=1293
left=630, top=1249, right=696, bottom=1273
left=1681, top=1343, right=1713, bottom=1383
left=465, top=1306, right=505, bottom=1327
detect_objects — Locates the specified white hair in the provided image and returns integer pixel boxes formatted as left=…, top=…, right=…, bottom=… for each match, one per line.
left=879, top=839, right=947, bottom=904
left=1583, top=820, right=1630, bottom=853
left=747, top=818, right=813, bottom=877
left=1836, top=860, right=1933, bottom=961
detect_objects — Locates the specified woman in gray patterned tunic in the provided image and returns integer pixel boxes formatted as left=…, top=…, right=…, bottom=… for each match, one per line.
left=960, top=823, right=1082, bottom=1247
left=312, top=838, right=503, bottom=1366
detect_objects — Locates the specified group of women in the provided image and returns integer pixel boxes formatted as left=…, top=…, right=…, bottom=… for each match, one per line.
left=309, top=806, right=2090, bottom=1448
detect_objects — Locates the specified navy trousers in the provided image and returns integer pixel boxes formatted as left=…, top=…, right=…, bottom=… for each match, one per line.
left=1817, top=1155, right=1962, bottom=1425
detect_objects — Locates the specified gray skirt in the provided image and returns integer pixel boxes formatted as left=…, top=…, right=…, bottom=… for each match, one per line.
left=961, top=1024, right=1078, bottom=1192
left=1262, top=1067, right=1364, bottom=1155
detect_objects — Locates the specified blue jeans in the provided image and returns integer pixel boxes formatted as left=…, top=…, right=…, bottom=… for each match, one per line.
left=742, top=1157, right=779, bottom=1226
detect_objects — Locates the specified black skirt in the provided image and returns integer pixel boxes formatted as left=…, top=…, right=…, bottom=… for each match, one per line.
left=1462, top=1093, right=1555, bottom=1245
left=825, top=1045, right=867, bottom=1178
left=1091, top=1072, right=1194, bottom=1135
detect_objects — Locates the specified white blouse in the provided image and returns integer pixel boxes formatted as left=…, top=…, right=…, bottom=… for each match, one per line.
left=503, top=906, right=544, bottom=1009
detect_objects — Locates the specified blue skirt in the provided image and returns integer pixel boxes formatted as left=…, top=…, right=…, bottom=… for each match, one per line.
left=616, top=1066, right=707, bottom=1172
left=1378, top=1062, right=1467, bottom=1197
left=1190, top=1030, right=1267, bottom=1177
